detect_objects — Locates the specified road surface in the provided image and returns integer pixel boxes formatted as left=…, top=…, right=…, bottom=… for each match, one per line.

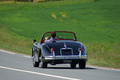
left=0, top=50, right=120, bottom=80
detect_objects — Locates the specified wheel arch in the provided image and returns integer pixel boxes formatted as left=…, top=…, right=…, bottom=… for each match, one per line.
left=81, top=44, right=87, bottom=55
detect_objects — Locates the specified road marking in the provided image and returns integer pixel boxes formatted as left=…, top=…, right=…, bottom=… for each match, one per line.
left=23, top=55, right=31, bottom=58
left=0, top=49, right=15, bottom=54
left=87, top=65, right=120, bottom=71
left=0, top=49, right=31, bottom=58
left=0, top=66, right=81, bottom=80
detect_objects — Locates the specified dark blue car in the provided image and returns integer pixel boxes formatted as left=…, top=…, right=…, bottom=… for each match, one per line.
left=32, top=31, right=87, bottom=69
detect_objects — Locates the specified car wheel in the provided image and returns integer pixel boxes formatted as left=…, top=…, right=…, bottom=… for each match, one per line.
left=40, top=62, right=47, bottom=68
left=32, top=50, right=39, bottom=67
left=70, top=63, right=76, bottom=68
left=79, top=60, right=86, bottom=69
left=33, top=60, right=39, bottom=67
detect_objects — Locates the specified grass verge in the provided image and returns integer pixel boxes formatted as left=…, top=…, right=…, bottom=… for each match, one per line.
left=0, top=0, right=120, bottom=68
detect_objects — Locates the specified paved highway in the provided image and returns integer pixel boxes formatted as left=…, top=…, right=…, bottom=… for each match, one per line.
left=0, top=50, right=120, bottom=80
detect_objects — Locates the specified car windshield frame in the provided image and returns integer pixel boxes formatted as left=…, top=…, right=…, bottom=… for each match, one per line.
left=40, top=31, right=77, bottom=44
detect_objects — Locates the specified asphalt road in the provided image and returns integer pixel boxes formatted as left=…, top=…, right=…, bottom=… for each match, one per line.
left=0, top=50, right=120, bottom=80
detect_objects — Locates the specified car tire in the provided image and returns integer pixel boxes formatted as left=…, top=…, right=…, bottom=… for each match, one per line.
left=32, top=49, right=39, bottom=67
left=70, top=63, right=76, bottom=68
left=79, top=60, right=86, bottom=69
left=40, top=62, right=47, bottom=68
left=33, top=61, right=39, bottom=67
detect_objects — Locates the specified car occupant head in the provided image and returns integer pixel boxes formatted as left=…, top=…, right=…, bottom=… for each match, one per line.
left=51, top=32, right=56, bottom=38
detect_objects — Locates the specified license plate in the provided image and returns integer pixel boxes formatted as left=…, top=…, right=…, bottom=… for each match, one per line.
left=63, top=60, right=72, bottom=63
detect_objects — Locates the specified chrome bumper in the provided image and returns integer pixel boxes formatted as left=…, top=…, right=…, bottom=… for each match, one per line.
left=43, top=55, right=87, bottom=60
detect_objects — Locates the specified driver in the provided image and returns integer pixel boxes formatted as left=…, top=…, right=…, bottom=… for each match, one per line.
left=45, top=32, right=56, bottom=42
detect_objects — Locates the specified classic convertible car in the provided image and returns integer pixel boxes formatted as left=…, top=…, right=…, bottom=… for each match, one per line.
left=32, top=31, right=87, bottom=69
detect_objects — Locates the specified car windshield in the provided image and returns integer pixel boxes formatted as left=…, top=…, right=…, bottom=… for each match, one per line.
left=43, top=31, right=76, bottom=41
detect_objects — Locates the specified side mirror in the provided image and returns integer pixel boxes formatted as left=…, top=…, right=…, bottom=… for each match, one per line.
left=33, top=39, right=36, bottom=42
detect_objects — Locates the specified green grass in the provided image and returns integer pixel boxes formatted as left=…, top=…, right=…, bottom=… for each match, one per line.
left=0, top=0, right=120, bottom=68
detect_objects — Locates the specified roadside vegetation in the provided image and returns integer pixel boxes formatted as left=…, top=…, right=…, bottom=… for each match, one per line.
left=0, top=0, right=120, bottom=68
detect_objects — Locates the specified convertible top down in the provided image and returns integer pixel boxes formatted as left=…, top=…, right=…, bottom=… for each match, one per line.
left=32, top=31, right=87, bottom=69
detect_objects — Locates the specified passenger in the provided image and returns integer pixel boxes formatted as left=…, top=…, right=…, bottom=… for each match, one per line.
left=45, top=37, right=49, bottom=41
left=45, top=32, right=56, bottom=42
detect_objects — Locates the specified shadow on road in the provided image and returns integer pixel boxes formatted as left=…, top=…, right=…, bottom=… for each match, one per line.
left=39, top=67, right=96, bottom=70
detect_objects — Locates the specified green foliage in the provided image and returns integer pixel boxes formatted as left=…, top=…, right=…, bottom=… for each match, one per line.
left=0, top=0, right=120, bottom=68
left=86, top=43, right=120, bottom=68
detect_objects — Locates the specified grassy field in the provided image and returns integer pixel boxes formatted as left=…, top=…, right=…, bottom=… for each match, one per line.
left=0, top=0, right=120, bottom=68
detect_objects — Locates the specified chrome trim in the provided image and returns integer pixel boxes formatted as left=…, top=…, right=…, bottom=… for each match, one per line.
left=60, top=48, right=73, bottom=55
left=53, top=51, right=55, bottom=59
left=44, top=55, right=87, bottom=60
left=81, top=55, right=87, bottom=59
left=78, top=50, right=81, bottom=58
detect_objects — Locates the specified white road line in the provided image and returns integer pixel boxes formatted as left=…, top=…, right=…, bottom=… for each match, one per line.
left=0, top=49, right=15, bottom=54
left=0, top=66, right=81, bottom=80
left=87, top=65, right=120, bottom=71
left=0, top=49, right=31, bottom=58
left=23, top=55, right=31, bottom=58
